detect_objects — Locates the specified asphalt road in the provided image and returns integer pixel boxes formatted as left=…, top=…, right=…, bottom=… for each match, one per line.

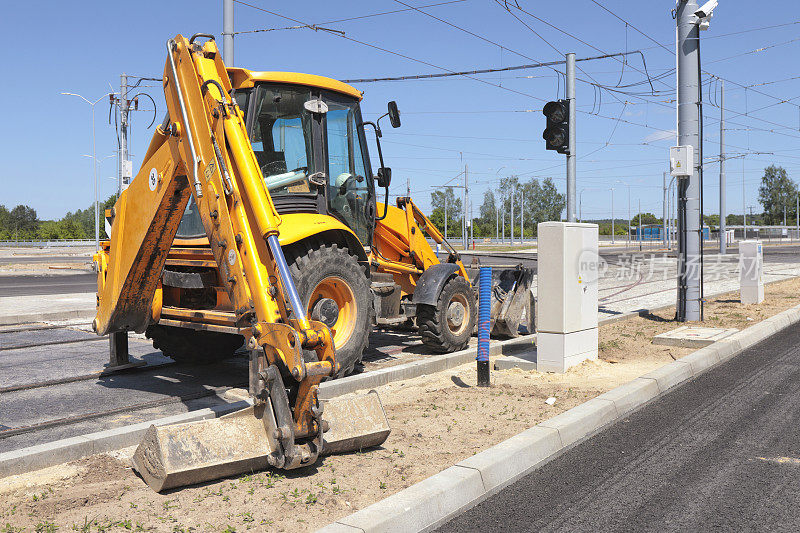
left=438, top=324, right=800, bottom=532
left=0, top=273, right=96, bottom=296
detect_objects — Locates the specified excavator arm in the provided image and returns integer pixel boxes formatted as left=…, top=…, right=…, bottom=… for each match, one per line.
left=95, top=35, right=387, bottom=490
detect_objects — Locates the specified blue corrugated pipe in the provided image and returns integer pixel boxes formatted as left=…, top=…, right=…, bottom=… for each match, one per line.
left=477, top=266, right=491, bottom=386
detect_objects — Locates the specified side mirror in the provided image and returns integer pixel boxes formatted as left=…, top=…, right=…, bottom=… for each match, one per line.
left=377, top=167, right=392, bottom=188
left=388, top=101, right=401, bottom=128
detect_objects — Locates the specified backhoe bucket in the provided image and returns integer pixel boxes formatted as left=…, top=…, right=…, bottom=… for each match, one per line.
left=131, top=391, right=390, bottom=492
left=485, top=267, right=535, bottom=337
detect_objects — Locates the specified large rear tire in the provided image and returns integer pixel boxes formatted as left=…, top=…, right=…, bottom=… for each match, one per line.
left=286, top=242, right=372, bottom=378
left=417, top=275, right=477, bottom=353
left=145, top=324, right=244, bottom=364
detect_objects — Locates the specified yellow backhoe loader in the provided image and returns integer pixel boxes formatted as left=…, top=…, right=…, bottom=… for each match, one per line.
left=139, top=58, right=534, bottom=375
left=95, top=33, right=533, bottom=491
left=95, top=34, right=390, bottom=491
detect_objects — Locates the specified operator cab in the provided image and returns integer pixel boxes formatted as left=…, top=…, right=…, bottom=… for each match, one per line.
left=176, top=69, right=396, bottom=246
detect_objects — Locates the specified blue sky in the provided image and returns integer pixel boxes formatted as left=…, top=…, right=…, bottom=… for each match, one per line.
left=3, top=0, right=800, bottom=221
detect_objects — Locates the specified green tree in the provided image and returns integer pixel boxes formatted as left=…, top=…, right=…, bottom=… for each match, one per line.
left=430, top=187, right=462, bottom=237
left=630, top=212, right=660, bottom=226
left=758, top=165, right=797, bottom=225
left=6, top=205, right=38, bottom=240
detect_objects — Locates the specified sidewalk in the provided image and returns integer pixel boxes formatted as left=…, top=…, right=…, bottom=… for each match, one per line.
left=0, top=293, right=95, bottom=325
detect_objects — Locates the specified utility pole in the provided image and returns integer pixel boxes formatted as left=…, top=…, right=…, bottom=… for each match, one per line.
left=566, top=52, right=577, bottom=222
left=469, top=201, right=473, bottom=248
left=611, top=188, right=615, bottom=244
left=118, top=73, right=131, bottom=196
left=444, top=194, right=448, bottom=241
left=743, top=158, right=747, bottom=239
left=676, top=0, right=704, bottom=321
left=462, top=165, right=468, bottom=250
left=719, top=79, right=726, bottom=254
left=627, top=186, right=631, bottom=248
left=502, top=207, right=505, bottom=243
left=663, top=171, right=669, bottom=248
left=638, top=198, right=643, bottom=252
left=223, top=0, right=234, bottom=65
left=495, top=201, right=498, bottom=243
left=510, top=187, right=515, bottom=244
left=521, top=189, right=525, bottom=244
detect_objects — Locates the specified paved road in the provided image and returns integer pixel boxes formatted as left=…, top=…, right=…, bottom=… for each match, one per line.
left=438, top=324, right=800, bottom=532
left=0, top=273, right=96, bottom=297
left=0, top=255, right=90, bottom=265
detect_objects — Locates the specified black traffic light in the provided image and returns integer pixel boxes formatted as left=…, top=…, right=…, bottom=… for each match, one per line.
left=542, top=100, right=570, bottom=154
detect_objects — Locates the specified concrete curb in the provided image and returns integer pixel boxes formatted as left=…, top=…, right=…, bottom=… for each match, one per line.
left=0, top=400, right=248, bottom=478
left=0, top=309, right=95, bottom=326
left=318, top=303, right=800, bottom=533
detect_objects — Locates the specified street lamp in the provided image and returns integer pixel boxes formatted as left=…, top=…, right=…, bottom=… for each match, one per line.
left=62, top=91, right=114, bottom=253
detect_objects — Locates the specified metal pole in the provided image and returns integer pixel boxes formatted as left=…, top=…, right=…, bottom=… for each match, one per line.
left=676, top=0, right=702, bottom=321
left=741, top=166, right=746, bottom=240
left=119, top=73, right=130, bottom=196
left=521, top=189, right=524, bottom=244
left=463, top=165, right=468, bottom=250
left=444, top=194, right=448, bottom=241
left=510, top=187, right=515, bottom=244
left=638, top=198, right=642, bottom=252
left=566, top=53, right=577, bottom=222
left=719, top=80, right=726, bottom=254
left=611, top=188, right=615, bottom=244
left=223, top=0, right=234, bottom=65
left=627, top=186, right=631, bottom=248
left=92, top=103, right=99, bottom=252
left=470, top=199, right=473, bottom=248
left=663, top=171, right=669, bottom=248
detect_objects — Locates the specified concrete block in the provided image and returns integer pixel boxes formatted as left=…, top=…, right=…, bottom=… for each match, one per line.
left=538, top=398, right=618, bottom=447
left=641, top=360, right=693, bottom=393
left=457, top=426, right=561, bottom=492
left=536, top=328, right=598, bottom=373
left=680, top=347, right=720, bottom=375
left=594, top=377, right=660, bottom=416
left=652, top=326, right=738, bottom=348
left=713, top=339, right=742, bottom=362
left=338, top=465, right=485, bottom=533
left=740, top=283, right=764, bottom=304
left=0, top=436, right=94, bottom=477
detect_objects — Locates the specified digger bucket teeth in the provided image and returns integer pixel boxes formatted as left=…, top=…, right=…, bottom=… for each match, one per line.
left=131, top=391, right=391, bottom=492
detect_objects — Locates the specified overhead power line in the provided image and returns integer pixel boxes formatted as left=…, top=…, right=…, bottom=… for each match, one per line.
left=342, top=51, right=642, bottom=83
left=231, top=0, right=466, bottom=34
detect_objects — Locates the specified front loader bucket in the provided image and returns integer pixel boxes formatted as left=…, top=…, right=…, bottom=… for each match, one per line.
left=321, top=390, right=391, bottom=455
left=487, top=267, right=536, bottom=337
left=131, top=403, right=279, bottom=492
left=131, top=391, right=390, bottom=492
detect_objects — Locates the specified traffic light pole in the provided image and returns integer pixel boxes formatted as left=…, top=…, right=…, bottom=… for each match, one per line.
left=566, top=53, right=576, bottom=222
left=676, top=0, right=703, bottom=321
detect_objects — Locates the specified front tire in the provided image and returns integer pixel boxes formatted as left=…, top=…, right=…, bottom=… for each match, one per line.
left=417, top=275, right=477, bottom=353
left=286, top=242, right=372, bottom=378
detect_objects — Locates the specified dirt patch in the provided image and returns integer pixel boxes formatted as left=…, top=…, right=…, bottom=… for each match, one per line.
left=2, top=278, right=799, bottom=532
